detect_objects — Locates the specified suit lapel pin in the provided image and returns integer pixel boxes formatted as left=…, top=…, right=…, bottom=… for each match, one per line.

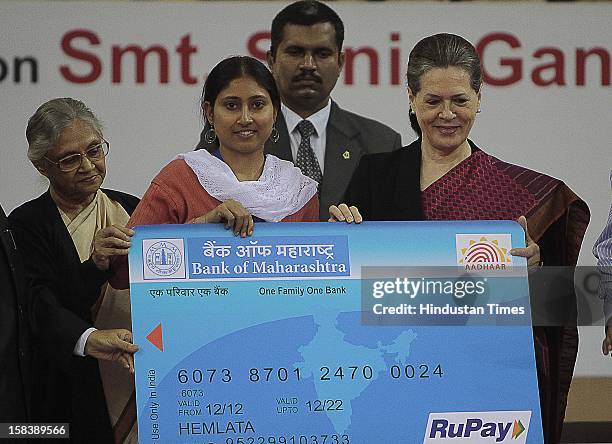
left=342, top=150, right=351, bottom=160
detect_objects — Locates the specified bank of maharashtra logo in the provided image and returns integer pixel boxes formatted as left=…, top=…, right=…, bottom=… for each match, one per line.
left=143, top=239, right=185, bottom=279
left=423, top=411, right=531, bottom=443
left=456, top=234, right=513, bottom=271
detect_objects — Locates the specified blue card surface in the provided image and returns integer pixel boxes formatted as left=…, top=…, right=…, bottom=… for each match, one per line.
left=129, top=221, right=543, bottom=444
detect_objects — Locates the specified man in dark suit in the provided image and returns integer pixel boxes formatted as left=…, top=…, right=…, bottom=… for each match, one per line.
left=0, top=203, right=31, bottom=423
left=196, top=1, right=402, bottom=220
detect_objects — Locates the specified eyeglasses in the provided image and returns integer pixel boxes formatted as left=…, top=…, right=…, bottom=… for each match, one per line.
left=44, top=140, right=109, bottom=172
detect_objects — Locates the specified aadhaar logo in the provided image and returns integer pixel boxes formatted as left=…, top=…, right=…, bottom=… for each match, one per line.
left=423, top=411, right=532, bottom=443
left=456, top=234, right=513, bottom=271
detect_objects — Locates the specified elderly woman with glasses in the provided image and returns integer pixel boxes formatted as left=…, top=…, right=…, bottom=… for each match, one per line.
left=9, top=98, right=140, bottom=443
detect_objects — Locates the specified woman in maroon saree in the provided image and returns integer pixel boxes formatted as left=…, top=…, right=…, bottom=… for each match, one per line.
left=334, top=33, right=589, bottom=444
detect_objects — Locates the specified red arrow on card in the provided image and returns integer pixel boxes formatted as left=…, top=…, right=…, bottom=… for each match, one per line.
left=146, top=323, right=163, bottom=352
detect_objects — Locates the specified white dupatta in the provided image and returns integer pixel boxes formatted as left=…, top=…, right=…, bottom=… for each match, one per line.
left=177, top=149, right=317, bottom=221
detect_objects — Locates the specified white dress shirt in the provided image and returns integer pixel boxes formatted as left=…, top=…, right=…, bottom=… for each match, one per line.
left=594, top=170, right=612, bottom=325
left=282, top=101, right=331, bottom=175
left=74, top=327, right=96, bottom=356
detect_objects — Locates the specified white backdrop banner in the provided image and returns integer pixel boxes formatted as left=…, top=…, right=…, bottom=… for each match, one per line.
left=1, top=1, right=611, bottom=376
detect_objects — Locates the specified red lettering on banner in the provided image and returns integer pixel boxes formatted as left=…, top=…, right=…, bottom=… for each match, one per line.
left=477, top=32, right=522, bottom=86
left=111, top=44, right=169, bottom=84
left=576, top=48, right=610, bottom=86
left=477, top=33, right=610, bottom=87
left=176, top=34, right=198, bottom=84
left=390, top=32, right=402, bottom=85
left=56, top=29, right=609, bottom=88
left=532, top=48, right=565, bottom=86
left=247, top=32, right=271, bottom=62
left=60, top=29, right=102, bottom=83
left=61, top=29, right=199, bottom=84
left=344, top=47, right=379, bottom=85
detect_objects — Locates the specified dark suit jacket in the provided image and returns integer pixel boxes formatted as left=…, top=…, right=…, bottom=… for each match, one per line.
left=196, top=101, right=402, bottom=220
left=344, top=138, right=423, bottom=221
left=0, top=204, right=31, bottom=422
left=9, top=189, right=139, bottom=443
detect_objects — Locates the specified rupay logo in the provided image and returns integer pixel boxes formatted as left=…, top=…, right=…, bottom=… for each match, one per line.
left=423, top=411, right=532, bottom=443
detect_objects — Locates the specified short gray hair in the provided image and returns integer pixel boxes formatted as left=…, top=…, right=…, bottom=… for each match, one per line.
left=406, top=33, right=482, bottom=136
left=26, top=98, right=103, bottom=164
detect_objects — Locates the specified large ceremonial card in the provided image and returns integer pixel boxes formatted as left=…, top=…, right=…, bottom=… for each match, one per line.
left=129, top=221, right=544, bottom=443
